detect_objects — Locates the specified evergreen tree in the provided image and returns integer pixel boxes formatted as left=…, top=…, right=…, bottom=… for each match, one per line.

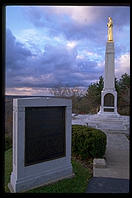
left=85, top=76, right=104, bottom=113
left=117, top=73, right=130, bottom=115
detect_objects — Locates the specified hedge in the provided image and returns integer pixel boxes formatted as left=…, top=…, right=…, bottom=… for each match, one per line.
left=5, top=125, right=107, bottom=159
left=72, top=125, right=107, bottom=159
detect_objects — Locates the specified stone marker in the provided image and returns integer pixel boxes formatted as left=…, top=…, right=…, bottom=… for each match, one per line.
left=8, top=97, right=74, bottom=193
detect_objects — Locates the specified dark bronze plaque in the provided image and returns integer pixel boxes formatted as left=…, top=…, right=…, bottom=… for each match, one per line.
left=104, top=93, right=114, bottom=107
left=104, top=108, right=114, bottom=112
left=25, top=106, right=66, bottom=166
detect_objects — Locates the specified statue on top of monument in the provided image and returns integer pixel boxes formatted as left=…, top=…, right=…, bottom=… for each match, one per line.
left=107, top=17, right=113, bottom=41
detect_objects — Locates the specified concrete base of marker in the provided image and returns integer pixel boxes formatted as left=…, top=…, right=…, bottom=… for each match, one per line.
left=93, top=158, right=107, bottom=178
left=8, top=166, right=74, bottom=193
left=93, top=158, right=106, bottom=168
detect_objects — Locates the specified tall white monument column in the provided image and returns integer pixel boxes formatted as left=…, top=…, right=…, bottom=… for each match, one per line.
left=98, top=17, right=119, bottom=116
left=85, top=17, right=129, bottom=131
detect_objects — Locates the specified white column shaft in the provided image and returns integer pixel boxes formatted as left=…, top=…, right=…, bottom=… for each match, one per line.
left=104, top=42, right=115, bottom=90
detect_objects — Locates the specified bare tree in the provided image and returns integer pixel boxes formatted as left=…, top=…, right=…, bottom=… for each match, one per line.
left=49, top=85, right=84, bottom=97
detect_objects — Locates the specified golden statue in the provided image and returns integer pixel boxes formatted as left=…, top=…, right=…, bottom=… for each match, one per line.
left=107, top=17, right=113, bottom=41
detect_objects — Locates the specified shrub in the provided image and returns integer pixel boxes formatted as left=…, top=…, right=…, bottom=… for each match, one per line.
left=5, top=134, right=12, bottom=151
left=72, top=125, right=107, bottom=159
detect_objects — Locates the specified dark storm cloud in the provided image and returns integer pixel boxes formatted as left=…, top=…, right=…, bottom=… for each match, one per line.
left=6, top=29, right=101, bottom=89
left=23, top=6, right=130, bottom=43
left=6, top=29, right=32, bottom=69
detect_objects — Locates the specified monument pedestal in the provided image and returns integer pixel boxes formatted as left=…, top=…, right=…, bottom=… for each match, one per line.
left=98, top=89, right=119, bottom=117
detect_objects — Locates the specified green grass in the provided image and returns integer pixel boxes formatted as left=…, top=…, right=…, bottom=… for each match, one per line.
left=5, top=148, right=92, bottom=193
left=5, top=148, right=12, bottom=192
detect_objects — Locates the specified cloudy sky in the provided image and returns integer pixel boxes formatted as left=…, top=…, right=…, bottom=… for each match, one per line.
left=5, top=5, right=130, bottom=95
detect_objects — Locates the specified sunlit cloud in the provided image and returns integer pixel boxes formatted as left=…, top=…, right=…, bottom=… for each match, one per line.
left=115, top=53, right=130, bottom=79
left=5, top=87, right=53, bottom=96
left=66, top=40, right=78, bottom=49
left=51, top=6, right=100, bottom=25
left=5, top=87, right=33, bottom=95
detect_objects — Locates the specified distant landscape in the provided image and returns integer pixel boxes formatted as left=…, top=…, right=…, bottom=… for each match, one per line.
left=5, top=73, right=130, bottom=140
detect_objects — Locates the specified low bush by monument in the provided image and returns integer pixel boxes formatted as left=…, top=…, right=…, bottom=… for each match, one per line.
left=72, top=125, right=107, bottom=159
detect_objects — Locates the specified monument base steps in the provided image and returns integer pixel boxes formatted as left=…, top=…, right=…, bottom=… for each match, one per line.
left=85, top=114, right=129, bottom=132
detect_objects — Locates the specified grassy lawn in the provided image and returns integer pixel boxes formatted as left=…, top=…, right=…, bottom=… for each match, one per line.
left=5, top=148, right=12, bottom=192
left=5, top=148, right=92, bottom=193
